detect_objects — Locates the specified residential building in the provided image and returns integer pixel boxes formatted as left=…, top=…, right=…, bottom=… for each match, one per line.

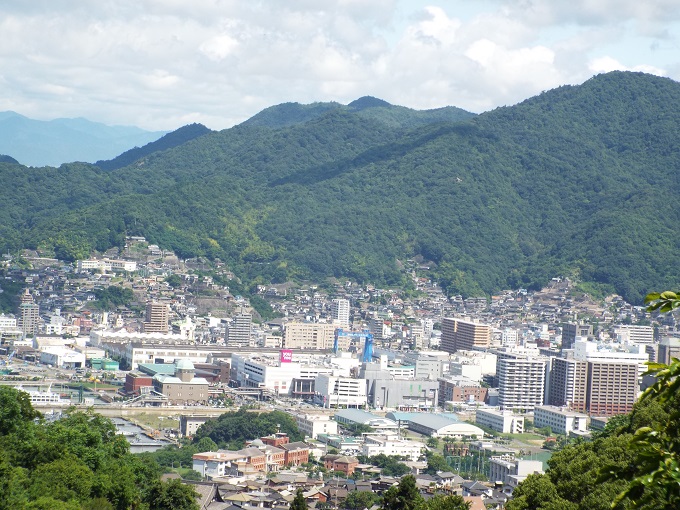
left=144, top=301, right=170, bottom=333
left=331, top=298, right=350, bottom=328
left=586, top=361, right=639, bottom=416
left=18, top=289, right=40, bottom=338
left=226, top=312, right=252, bottom=347
left=496, top=353, right=547, bottom=411
left=548, top=357, right=588, bottom=411
left=438, top=376, right=487, bottom=405
left=614, top=325, right=654, bottom=345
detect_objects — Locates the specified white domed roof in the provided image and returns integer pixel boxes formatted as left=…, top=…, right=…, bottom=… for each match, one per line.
left=175, top=359, right=195, bottom=371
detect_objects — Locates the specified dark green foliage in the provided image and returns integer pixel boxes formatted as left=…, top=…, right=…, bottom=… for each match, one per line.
left=420, top=494, right=471, bottom=510
left=381, top=475, right=423, bottom=510
left=342, top=490, right=381, bottom=510
left=0, top=154, right=19, bottom=164
left=192, top=408, right=304, bottom=449
left=363, top=454, right=411, bottom=476
left=92, top=285, right=134, bottom=310
left=290, top=488, right=308, bottom=510
left=3, top=73, right=680, bottom=301
left=0, top=392, right=195, bottom=509
left=146, top=478, right=199, bottom=510
left=0, top=386, right=42, bottom=436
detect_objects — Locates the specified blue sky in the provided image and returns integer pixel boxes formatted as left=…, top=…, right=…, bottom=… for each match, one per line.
left=0, top=0, right=678, bottom=130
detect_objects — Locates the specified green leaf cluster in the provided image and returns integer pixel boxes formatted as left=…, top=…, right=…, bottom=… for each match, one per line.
left=0, top=387, right=198, bottom=510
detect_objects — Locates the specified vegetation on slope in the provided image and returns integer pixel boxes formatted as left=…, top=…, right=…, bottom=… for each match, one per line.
left=1, top=72, right=680, bottom=302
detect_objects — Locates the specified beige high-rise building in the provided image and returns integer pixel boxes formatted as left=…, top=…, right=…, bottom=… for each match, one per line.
left=18, top=289, right=40, bottom=338
left=441, top=317, right=491, bottom=354
left=586, top=361, right=639, bottom=416
left=226, top=312, right=252, bottom=347
left=144, top=301, right=170, bottom=333
left=548, top=357, right=588, bottom=412
left=283, top=322, right=335, bottom=350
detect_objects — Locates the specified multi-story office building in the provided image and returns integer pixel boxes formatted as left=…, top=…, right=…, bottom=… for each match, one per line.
left=475, top=409, right=524, bottom=434
left=144, top=301, right=170, bottom=333
left=561, top=323, right=592, bottom=350
left=283, top=322, right=335, bottom=350
left=533, top=405, right=588, bottom=435
left=548, top=357, right=588, bottom=411
left=331, top=298, right=350, bottom=328
left=226, top=312, right=252, bottom=347
left=658, top=337, right=680, bottom=365
left=489, top=456, right=543, bottom=488
left=294, top=413, right=338, bottom=439
left=441, top=318, right=491, bottom=354
left=614, top=324, right=654, bottom=345
left=438, top=376, right=488, bottom=405
left=315, top=374, right=367, bottom=408
left=496, top=354, right=547, bottom=411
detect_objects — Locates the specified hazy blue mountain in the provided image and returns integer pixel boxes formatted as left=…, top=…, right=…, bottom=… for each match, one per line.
left=0, top=111, right=167, bottom=167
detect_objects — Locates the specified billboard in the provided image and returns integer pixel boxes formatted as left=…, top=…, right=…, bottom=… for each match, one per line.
left=280, top=349, right=293, bottom=363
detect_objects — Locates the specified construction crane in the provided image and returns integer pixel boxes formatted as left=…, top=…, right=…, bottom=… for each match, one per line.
left=333, top=329, right=374, bottom=363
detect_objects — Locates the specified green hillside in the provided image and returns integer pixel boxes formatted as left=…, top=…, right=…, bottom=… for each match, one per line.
left=1, top=71, right=679, bottom=303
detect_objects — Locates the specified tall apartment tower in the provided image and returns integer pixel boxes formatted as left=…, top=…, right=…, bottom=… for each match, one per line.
left=586, top=361, right=639, bottom=416
left=144, top=302, right=170, bottom=333
left=497, top=356, right=548, bottom=411
left=18, top=289, right=40, bottom=338
left=331, top=298, right=350, bottom=328
left=227, top=312, right=252, bottom=347
left=548, top=357, right=588, bottom=412
left=561, top=323, right=592, bottom=350
left=440, top=317, right=491, bottom=354
left=658, top=337, right=680, bottom=365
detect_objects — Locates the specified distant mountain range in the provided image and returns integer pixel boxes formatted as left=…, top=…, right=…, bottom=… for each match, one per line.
left=1, top=72, right=679, bottom=304
left=0, top=111, right=167, bottom=167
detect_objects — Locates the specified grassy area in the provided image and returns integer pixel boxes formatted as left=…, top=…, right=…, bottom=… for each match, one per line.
left=128, top=412, right=179, bottom=431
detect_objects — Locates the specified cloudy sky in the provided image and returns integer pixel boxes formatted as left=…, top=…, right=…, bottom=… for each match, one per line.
left=1, top=0, right=678, bottom=131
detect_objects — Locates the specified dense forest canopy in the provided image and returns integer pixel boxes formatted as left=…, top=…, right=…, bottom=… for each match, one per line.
left=1, top=71, right=680, bottom=303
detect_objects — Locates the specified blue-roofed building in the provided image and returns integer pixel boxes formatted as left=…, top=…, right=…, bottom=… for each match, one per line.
left=386, top=412, right=484, bottom=439
left=333, top=409, right=399, bottom=432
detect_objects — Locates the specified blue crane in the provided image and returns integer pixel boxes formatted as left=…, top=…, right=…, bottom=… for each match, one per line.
left=333, top=328, right=374, bottom=363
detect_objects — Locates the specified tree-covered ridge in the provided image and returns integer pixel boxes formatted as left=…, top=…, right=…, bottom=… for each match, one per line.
left=95, top=123, right=212, bottom=171
left=1, top=72, right=680, bottom=302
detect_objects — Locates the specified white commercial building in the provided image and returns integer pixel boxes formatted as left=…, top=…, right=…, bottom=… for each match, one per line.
left=362, top=435, right=424, bottom=461
left=475, top=409, right=524, bottom=434
left=77, top=258, right=137, bottom=273
left=315, top=374, right=367, bottom=408
left=614, top=325, right=654, bottom=345
left=39, top=347, right=86, bottom=368
left=294, top=413, right=339, bottom=439
left=489, top=456, right=544, bottom=488
left=534, top=405, right=588, bottom=436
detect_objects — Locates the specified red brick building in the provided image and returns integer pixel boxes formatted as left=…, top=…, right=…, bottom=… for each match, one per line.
left=281, top=441, right=310, bottom=466
left=324, top=455, right=359, bottom=475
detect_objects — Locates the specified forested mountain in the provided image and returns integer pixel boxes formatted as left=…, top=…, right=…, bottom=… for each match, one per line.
left=95, top=123, right=212, bottom=171
left=1, top=71, right=679, bottom=303
left=0, top=111, right=166, bottom=167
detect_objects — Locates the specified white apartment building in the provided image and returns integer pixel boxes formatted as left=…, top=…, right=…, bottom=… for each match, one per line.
left=534, top=405, right=588, bottom=436
left=497, top=354, right=548, bottom=411
left=362, top=435, right=424, bottom=461
left=315, top=374, right=367, bottom=408
left=192, top=451, right=247, bottom=479
left=283, top=322, right=335, bottom=350
left=294, top=413, right=338, bottom=439
left=0, top=314, right=17, bottom=330
left=489, top=456, right=544, bottom=488
left=476, top=409, right=524, bottom=434
left=331, top=299, right=350, bottom=328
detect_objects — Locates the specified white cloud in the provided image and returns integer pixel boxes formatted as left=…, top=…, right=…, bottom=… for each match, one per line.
left=0, top=0, right=676, bottom=130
